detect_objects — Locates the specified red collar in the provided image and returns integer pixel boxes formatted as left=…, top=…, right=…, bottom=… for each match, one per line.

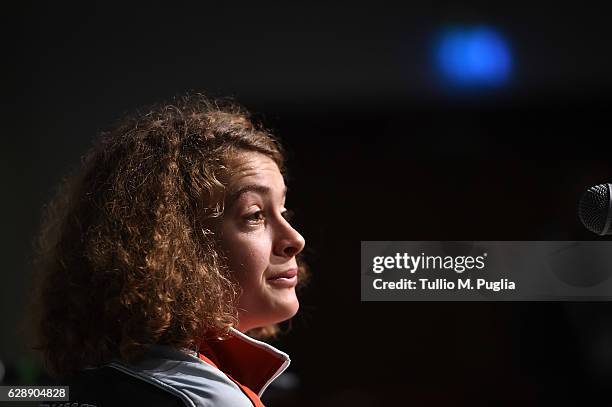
left=197, top=328, right=290, bottom=397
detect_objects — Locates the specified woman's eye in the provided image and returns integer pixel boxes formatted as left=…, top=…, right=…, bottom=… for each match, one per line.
left=245, top=210, right=265, bottom=223
left=243, top=209, right=294, bottom=224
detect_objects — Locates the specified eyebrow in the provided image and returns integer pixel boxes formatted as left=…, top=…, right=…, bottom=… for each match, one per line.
left=226, top=184, right=288, bottom=207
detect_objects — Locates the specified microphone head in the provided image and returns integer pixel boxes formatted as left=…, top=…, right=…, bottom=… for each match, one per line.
left=578, top=183, right=612, bottom=235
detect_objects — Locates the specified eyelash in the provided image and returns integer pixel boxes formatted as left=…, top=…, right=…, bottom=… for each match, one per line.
left=244, top=209, right=294, bottom=224
left=245, top=211, right=264, bottom=223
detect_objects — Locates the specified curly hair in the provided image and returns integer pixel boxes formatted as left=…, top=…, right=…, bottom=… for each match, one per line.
left=32, top=94, right=306, bottom=378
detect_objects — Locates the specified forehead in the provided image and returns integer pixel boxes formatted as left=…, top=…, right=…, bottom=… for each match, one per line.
left=226, top=151, right=286, bottom=192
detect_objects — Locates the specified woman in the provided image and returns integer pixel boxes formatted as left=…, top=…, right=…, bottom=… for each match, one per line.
left=33, top=94, right=307, bottom=406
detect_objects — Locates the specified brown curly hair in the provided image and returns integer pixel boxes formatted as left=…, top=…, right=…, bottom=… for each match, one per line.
left=32, top=94, right=306, bottom=378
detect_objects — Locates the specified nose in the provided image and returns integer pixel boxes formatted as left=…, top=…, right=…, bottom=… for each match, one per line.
left=274, top=218, right=306, bottom=258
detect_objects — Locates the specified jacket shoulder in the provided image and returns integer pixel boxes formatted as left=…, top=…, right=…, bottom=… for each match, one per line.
left=110, top=346, right=255, bottom=407
left=64, top=365, right=187, bottom=407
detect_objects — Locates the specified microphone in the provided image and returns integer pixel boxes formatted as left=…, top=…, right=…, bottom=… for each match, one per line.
left=578, top=183, right=612, bottom=235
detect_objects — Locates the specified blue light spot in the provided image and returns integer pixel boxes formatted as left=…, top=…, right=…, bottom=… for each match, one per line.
left=435, top=26, right=512, bottom=87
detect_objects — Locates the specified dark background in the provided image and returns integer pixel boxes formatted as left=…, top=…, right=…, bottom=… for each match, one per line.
left=4, top=2, right=612, bottom=405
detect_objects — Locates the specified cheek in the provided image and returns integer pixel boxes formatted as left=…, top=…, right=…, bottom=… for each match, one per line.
left=226, top=234, right=271, bottom=283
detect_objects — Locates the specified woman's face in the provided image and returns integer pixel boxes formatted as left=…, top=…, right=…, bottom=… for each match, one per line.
left=220, top=151, right=305, bottom=332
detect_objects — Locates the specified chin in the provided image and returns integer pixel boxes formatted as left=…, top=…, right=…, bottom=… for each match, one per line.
left=271, top=296, right=300, bottom=324
left=239, top=294, right=300, bottom=332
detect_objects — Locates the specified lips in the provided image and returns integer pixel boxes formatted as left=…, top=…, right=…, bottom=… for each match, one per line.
left=267, top=268, right=298, bottom=287
left=268, top=268, right=298, bottom=280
